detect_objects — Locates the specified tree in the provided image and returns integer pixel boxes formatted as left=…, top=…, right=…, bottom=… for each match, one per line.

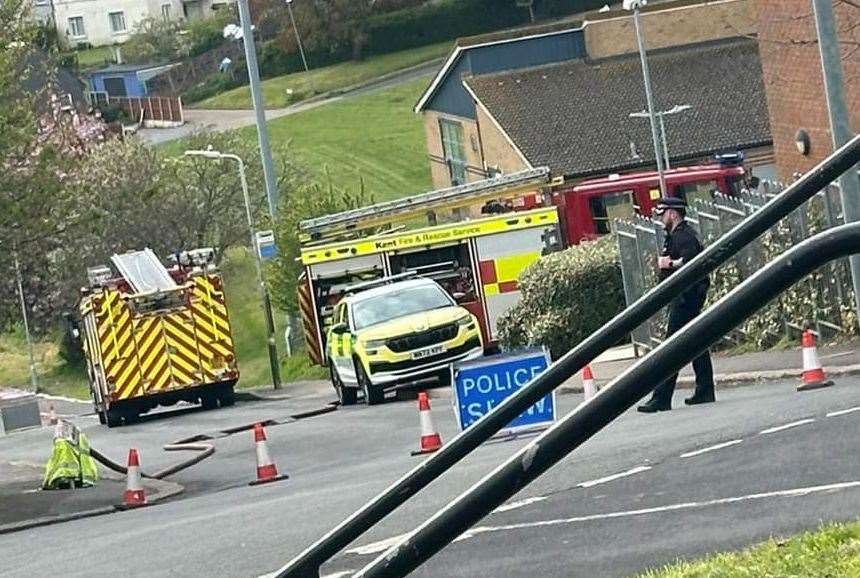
left=267, top=177, right=374, bottom=314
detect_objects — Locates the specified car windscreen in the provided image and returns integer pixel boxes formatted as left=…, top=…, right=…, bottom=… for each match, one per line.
left=352, top=285, right=454, bottom=330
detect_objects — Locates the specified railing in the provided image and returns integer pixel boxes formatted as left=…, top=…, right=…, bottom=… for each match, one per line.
left=617, top=181, right=854, bottom=350
left=273, top=135, right=860, bottom=578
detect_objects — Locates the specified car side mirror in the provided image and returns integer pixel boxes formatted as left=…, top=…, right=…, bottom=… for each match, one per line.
left=331, top=322, right=348, bottom=335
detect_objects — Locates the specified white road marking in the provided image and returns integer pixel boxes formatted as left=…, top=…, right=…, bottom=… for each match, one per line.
left=346, top=533, right=412, bottom=556
left=578, top=466, right=652, bottom=488
left=680, top=439, right=743, bottom=458
left=493, top=496, right=547, bottom=513
left=759, top=418, right=816, bottom=435
left=322, top=572, right=355, bottom=578
left=457, top=481, right=860, bottom=541
left=827, top=406, right=860, bottom=418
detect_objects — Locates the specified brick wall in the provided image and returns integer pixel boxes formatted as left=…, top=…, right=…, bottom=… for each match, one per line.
left=585, top=0, right=757, bottom=59
left=475, top=104, right=530, bottom=175
left=756, top=0, right=859, bottom=182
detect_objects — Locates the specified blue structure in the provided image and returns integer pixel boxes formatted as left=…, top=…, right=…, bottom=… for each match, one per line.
left=452, top=349, right=555, bottom=434
left=88, top=63, right=175, bottom=98
left=415, top=27, right=586, bottom=118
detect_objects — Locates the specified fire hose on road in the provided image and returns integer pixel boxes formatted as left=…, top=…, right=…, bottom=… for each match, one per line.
left=89, top=442, right=215, bottom=480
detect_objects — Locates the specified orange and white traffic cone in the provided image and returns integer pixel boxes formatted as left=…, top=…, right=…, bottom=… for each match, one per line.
left=798, top=329, right=834, bottom=391
left=121, top=448, right=147, bottom=508
left=249, top=423, right=289, bottom=486
left=411, top=391, right=443, bottom=456
left=582, top=365, right=598, bottom=402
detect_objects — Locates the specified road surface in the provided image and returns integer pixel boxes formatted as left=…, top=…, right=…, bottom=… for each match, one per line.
left=1, top=377, right=858, bottom=578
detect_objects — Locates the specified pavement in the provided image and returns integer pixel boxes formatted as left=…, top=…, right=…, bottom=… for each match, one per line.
left=0, top=363, right=857, bottom=577
left=137, top=60, right=443, bottom=145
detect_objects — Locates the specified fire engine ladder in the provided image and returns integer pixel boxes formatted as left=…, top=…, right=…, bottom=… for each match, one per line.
left=299, top=167, right=555, bottom=242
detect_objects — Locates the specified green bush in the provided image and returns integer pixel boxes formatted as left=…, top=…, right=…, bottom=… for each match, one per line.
left=186, top=11, right=233, bottom=57
left=497, top=236, right=626, bottom=358
left=534, top=0, right=612, bottom=18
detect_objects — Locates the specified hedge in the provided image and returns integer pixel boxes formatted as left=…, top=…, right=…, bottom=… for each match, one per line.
left=497, top=236, right=626, bottom=358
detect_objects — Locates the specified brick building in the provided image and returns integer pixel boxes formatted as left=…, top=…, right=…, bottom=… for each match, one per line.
left=755, top=0, right=860, bottom=182
left=415, top=0, right=773, bottom=190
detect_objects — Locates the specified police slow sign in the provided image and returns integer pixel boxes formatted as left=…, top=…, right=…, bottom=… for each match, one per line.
left=451, top=349, right=555, bottom=435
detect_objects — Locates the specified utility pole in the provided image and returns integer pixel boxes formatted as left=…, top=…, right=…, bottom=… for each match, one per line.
left=625, top=0, right=668, bottom=197
left=811, top=0, right=860, bottom=320
left=285, top=0, right=314, bottom=94
left=237, top=0, right=280, bottom=218
left=13, top=248, right=39, bottom=392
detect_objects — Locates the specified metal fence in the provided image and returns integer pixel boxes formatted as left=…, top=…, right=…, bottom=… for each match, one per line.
left=616, top=182, right=856, bottom=352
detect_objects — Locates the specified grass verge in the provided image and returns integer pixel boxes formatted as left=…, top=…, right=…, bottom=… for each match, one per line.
left=194, top=41, right=450, bottom=109
left=638, top=521, right=860, bottom=578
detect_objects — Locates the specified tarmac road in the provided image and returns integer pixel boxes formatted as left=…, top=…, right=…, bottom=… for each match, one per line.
left=1, top=377, right=858, bottom=578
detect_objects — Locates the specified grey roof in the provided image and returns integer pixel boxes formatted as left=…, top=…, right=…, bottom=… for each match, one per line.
left=464, top=38, right=772, bottom=178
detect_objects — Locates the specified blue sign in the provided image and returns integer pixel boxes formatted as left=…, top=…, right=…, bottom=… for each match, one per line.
left=452, top=349, right=555, bottom=435
left=255, top=230, right=277, bottom=261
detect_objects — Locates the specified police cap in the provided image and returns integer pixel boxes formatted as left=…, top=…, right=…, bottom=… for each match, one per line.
left=653, top=197, right=687, bottom=216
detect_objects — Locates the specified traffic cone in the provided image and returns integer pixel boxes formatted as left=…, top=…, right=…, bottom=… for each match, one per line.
left=411, top=392, right=443, bottom=456
left=121, top=449, right=147, bottom=508
left=582, top=365, right=598, bottom=401
left=798, top=329, right=834, bottom=391
left=249, top=423, right=289, bottom=486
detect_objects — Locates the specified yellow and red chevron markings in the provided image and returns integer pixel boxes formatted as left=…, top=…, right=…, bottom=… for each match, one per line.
left=91, top=274, right=237, bottom=402
left=297, top=277, right=323, bottom=365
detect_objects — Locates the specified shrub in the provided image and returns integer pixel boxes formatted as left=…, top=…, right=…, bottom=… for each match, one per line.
left=497, top=236, right=625, bottom=358
left=182, top=73, right=244, bottom=104
left=186, top=11, right=234, bottom=57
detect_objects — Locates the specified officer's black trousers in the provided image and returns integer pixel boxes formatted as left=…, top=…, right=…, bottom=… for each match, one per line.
left=651, top=287, right=715, bottom=405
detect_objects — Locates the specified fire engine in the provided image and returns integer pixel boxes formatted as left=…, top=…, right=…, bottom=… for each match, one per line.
left=296, top=169, right=562, bottom=367
left=78, top=248, right=238, bottom=427
left=551, top=153, right=754, bottom=244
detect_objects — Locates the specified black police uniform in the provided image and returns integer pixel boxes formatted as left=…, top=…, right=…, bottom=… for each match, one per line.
left=644, top=203, right=715, bottom=410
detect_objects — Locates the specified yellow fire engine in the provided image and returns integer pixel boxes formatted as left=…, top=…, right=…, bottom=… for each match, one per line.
left=78, top=248, right=238, bottom=427
left=296, top=169, right=562, bottom=367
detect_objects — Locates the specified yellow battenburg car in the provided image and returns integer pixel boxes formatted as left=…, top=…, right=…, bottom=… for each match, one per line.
left=326, top=277, right=484, bottom=405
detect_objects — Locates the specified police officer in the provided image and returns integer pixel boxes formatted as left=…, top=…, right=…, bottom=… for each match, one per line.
left=638, top=197, right=715, bottom=413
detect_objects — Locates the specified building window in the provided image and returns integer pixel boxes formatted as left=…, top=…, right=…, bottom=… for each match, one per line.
left=589, top=191, right=635, bottom=236
left=439, top=119, right=467, bottom=186
left=161, top=3, right=172, bottom=19
left=68, top=16, right=86, bottom=38
left=109, top=11, right=127, bottom=34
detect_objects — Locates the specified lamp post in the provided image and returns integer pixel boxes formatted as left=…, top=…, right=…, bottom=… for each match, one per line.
left=225, top=0, right=280, bottom=218
left=285, top=0, right=314, bottom=95
left=623, top=0, right=667, bottom=196
left=629, top=104, right=691, bottom=170
left=13, top=246, right=39, bottom=392
left=184, top=149, right=282, bottom=390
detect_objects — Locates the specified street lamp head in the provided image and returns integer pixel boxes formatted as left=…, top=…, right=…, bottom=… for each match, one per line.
left=184, top=149, right=222, bottom=160
left=623, top=0, right=647, bottom=10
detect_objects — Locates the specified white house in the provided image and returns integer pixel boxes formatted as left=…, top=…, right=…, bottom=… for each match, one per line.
left=34, top=0, right=232, bottom=48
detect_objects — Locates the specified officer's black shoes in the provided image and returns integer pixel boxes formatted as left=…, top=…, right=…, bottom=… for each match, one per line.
left=637, top=399, right=671, bottom=413
left=684, top=393, right=716, bottom=406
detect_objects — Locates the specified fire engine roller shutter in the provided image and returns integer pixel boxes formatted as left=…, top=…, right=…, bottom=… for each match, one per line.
left=95, top=291, right=142, bottom=401
left=475, top=227, right=546, bottom=340
left=187, top=275, right=236, bottom=383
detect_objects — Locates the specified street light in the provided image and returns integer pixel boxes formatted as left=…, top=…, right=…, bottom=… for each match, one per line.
left=184, top=149, right=282, bottom=390
left=629, top=104, right=691, bottom=170
left=623, top=0, right=667, bottom=196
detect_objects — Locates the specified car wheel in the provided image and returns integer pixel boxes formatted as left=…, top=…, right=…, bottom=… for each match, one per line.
left=331, top=363, right=357, bottom=406
left=219, top=386, right=235, bottom=407
left=97, top=409, right=106, bottom=425
left=356, top=360, right=383, bottom=406
left=201, top=394, right=218, bottom=410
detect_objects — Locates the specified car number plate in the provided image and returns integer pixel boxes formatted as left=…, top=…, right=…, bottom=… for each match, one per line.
left=411, top=345, right=444, bottom=360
